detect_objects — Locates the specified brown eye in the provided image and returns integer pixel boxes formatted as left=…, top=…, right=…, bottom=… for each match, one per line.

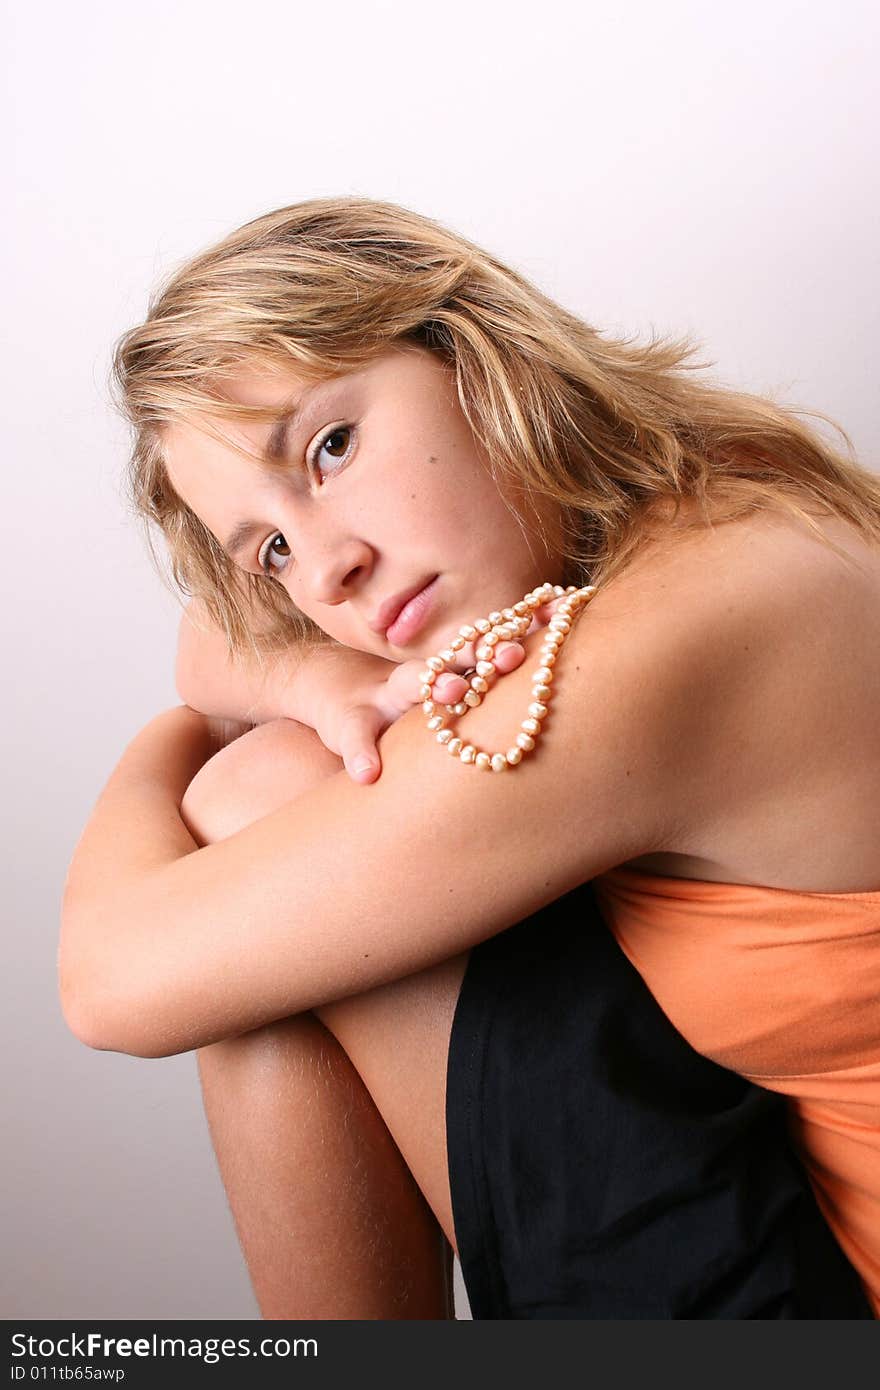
left=309, top=424, right=354, bottom=477
left=258, top=533, right=292, bottom=578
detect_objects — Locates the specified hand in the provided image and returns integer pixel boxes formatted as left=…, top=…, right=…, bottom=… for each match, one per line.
left=292, top=595, right=568, bottom=784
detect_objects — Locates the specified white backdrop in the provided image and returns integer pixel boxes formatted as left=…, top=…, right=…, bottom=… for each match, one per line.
left=3, top=0, right=877, bottom=1320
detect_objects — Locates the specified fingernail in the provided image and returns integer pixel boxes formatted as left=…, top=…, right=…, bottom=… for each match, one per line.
left=438, top=675, right=463, bottom=695
left=353, top=756, right=377, bottom=777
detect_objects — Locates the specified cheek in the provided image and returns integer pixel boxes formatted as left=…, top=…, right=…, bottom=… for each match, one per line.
left=291, top=595, right=366, bottom=651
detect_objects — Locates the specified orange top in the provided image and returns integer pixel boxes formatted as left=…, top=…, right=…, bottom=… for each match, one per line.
left=591, top=864, right=880, bottom=1318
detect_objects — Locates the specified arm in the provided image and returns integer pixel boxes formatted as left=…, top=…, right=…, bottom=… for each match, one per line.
left=175, top=595, right=336, bottom=725
left=176, top=597, right=445, bottom=781
left=176, top=595, right=534, bottom=780
left=60, top=576, right=746, bottom=1060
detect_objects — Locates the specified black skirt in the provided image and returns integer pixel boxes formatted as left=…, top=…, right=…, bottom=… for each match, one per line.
left=445, top=879, right=873, bottom=1319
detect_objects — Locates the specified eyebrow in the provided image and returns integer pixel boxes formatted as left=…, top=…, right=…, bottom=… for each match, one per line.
left=264, top=408, right=299, bottom=463
left=222, top=393, right=314, bottom=563
left=224, top=517, right=268, bottom=565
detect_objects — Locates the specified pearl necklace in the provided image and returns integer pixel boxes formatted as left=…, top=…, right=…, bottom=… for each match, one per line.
left=419, top=582, right=597, bottom=770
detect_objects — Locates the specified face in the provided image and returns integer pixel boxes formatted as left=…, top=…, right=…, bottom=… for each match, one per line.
left=162, top=342, right=568, bottom=660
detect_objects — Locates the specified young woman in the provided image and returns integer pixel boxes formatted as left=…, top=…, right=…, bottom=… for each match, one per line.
left=60, top=197, right=880, bottom=1320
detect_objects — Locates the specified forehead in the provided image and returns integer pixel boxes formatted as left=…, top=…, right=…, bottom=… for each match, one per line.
left=161, top=355, right=334, bottom=503
left=159, top=357, right=368, bottom=552
left=161, top=342, right=452, bottom=538
left=161, top=419, right=279, bottom=568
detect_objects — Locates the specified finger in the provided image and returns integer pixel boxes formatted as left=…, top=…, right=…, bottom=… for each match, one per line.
left=434, top=637, right=527, bottom=679
left=336, top=707, right=385, bottom=784
left=524, top=596, right=567, bottom=635
left=431, top=671, right=471, bottom=703
left=492, top=641, right=526, bottom=675
left=386, top=660, right=469, bottom=708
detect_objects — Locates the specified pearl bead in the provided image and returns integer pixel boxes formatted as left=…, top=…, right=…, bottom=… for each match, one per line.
left=422, top=582, right=596, bottom=771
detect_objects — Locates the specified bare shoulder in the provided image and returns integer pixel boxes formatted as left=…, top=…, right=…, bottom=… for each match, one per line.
left=380, top=514, right=805, bottom=873
left=596, top=502, right=880, bottom=878
left=595, top=501, right=878, bottom=624
left=386, top=505, right=880, bottom=871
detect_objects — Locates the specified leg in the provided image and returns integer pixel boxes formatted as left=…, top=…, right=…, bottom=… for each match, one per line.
left=197, top=1013, right=454, bottom=1318
left=185, top=719, right=463, bottom=1318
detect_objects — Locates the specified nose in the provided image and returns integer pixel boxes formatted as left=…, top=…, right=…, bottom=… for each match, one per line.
left=294, top=534, right=375, bottom=609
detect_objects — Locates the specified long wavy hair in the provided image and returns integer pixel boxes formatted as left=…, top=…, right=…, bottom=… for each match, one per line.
left=111, top=195, right=880, bottom=664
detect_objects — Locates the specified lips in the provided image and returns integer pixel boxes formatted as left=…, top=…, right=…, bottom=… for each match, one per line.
left=384, top=575, right=441, bottom=646
left=370, top=576, right=439, bottom=636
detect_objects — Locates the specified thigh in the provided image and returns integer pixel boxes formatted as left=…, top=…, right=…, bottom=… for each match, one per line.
left=183, top=717, right=468, bottom=1253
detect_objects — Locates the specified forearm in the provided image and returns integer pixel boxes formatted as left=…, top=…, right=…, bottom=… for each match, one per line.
left=177, top=617, right=308, bottom=725
left=176, top=601, right=397, bottom=728
left=67, top=637, right=414, bottom=1040
left=58, top=707, right=227, bottom=1041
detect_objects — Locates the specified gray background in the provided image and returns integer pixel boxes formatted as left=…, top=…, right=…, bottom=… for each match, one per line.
left=3, top=0, right=877, bottom=1320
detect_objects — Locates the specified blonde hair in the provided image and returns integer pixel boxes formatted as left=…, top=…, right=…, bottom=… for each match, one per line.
left=111, top=195, right=880, bottom=664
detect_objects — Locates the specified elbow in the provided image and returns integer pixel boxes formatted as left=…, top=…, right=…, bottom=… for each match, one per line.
left=59, top=986, right=133, bottom=1055
left=59, top=982, right=174, bottom=1059
left=58, top=907, right=172, bottom=1060
left=58, top=971, right=162, bottom=1059
left=58, top=896, right=103, bottom=1050
left=58, top=978, right=106, bottom=1052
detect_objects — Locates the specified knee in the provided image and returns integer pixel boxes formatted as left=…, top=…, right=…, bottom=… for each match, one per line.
left=181, top=718, right=343, bottom=845
left=234, top=717, right=344, bottom=783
